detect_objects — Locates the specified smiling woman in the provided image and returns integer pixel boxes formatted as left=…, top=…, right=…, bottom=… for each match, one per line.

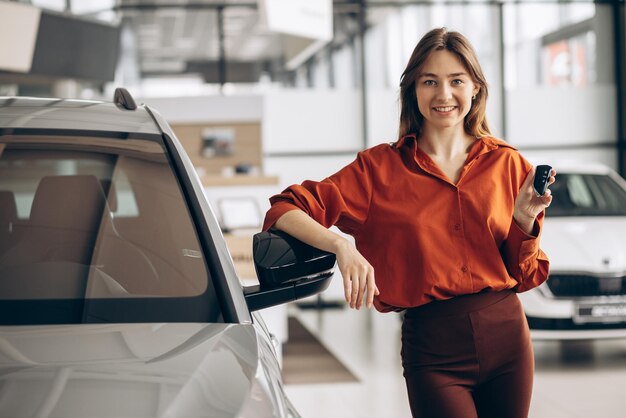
left=399, top=28, right=491, bottom=141
left=414, top=51, right=478, bottom=131
left=261, top=27, right=555, bottom=418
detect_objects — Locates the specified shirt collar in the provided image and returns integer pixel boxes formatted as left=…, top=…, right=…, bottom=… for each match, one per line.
left=393, top=134, right=516, bottom=154
left=479, top=136, right=517, bottom=152
left=391, top=134, right=518, bottom=185
left=392, top=134, right=416, bottom=149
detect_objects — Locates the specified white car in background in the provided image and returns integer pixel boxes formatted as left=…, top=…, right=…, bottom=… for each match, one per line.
left=519, top=163, right=626, bottom=340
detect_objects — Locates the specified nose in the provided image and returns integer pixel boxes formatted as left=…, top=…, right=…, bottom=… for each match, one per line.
left=436, top=83, right=453, bottom=101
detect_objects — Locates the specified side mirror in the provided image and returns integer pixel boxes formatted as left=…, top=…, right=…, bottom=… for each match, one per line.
left=244, top=230, right=335, bottom=311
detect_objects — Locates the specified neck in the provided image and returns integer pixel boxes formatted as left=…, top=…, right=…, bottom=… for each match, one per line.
left=419, top=125, right=475, bottom=160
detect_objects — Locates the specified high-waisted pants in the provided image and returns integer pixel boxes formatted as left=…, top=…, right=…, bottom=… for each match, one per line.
left=401, top=290, right=534, bottom=418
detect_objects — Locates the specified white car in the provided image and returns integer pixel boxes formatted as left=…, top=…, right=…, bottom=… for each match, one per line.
left=518, top=163, right=626, bottom=340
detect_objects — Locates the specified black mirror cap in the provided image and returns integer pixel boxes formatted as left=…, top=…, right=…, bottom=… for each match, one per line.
left=253, top=229, right=336, bottom=288
left=244, top=274, right=332, bottom=312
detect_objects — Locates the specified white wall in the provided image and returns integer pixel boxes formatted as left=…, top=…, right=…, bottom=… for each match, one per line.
left=264, top=154, right=356, bottom=190
left=141, top=95, right=263, bottom=123
left=262, top=90, right=363, bottom=153
left=523, top=148, right=617, bottom=169
left=506, top=85, right=617, bottom=147
left=366, top=89, right=400, bottom=147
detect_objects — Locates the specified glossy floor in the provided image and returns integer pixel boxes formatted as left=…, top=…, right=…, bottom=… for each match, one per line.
left=284, top=303, right=626, bottom=418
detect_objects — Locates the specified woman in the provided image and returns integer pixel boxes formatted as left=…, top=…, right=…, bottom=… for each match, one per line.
left=262, top=28, right=555, bottom=418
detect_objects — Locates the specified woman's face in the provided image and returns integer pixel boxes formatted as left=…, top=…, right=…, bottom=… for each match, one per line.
left=414, top=49, right=479, bottom=133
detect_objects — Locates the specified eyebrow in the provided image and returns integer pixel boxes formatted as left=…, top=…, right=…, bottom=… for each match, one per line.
left=418, top=72, right=468, bottom=78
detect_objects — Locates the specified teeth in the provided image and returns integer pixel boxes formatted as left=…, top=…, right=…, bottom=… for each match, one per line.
left=434, top=106, right=455, bottom=112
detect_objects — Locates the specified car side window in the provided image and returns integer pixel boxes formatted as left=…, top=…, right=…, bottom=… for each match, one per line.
left=0, top=137, right=222, bottom=324
left=568, top=175, right=594, bottom=208
left=549, top=173, right=626, bottom=216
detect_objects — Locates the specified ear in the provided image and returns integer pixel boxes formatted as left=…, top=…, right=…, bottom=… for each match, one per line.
left=472, top=87, right=480, bottom=97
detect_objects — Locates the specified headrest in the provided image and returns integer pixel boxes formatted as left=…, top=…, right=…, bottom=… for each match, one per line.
left=30, top=175, right=106, bottom=231
left=0, top=191, right=17, bottom=223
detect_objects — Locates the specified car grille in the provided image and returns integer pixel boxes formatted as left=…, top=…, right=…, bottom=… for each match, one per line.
left=547, top=274, right=626, bottom=297
left=526, top=316, right=626, bottom=330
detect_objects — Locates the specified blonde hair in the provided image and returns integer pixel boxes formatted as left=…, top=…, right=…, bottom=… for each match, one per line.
left=398, top=27, right=491, bottom=139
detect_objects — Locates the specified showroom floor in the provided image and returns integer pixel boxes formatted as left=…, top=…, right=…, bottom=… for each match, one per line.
left=284, top=303, right=626, bottom=418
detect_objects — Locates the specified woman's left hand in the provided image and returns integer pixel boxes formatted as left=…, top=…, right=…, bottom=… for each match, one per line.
left=513, top=166, right=557, bottom=234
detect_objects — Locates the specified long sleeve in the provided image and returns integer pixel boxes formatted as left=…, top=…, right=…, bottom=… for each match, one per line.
left=501, top=200, right=550, bottom=293
left=262, top=152, right=373, bottom=236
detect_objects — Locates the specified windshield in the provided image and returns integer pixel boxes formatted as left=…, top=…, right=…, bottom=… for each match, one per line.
left=547, top=173, right=626, bottom=217
left=0, top=135, right=209, bottom=302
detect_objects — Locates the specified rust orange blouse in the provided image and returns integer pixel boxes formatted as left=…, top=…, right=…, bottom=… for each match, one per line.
left=262, top=135, right=550, bottom=312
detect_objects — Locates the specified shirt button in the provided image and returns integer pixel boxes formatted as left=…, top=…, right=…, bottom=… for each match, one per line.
left=461, top=266, right=469, bottom=273
left=454, top=223, right=461, bottom=231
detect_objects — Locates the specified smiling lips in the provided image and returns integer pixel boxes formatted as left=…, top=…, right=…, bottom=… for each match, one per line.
left=433, top=106, right=457, bottom=113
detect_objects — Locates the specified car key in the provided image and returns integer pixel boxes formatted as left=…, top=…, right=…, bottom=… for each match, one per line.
left=533, top=165, right=552, bottom=197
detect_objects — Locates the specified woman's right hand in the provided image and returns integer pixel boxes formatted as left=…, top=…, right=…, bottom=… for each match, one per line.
left=273, top=210, right=379, bottom=309
left=334, top=239, right=379, bottom=309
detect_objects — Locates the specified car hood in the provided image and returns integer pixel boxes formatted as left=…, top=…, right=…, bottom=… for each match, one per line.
left=0, top=322, right=287, bottom=418
left=541, top=217, right=626, bottom=273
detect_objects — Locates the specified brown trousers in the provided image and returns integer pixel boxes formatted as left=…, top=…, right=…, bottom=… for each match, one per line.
left=401, top=290, right=534, bottom=418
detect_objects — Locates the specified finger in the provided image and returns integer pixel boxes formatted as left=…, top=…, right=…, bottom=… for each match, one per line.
left=342, top=271, right=352, bottom=305
left=542, top=188, right=553, bottom=204
left=547, top=169, right=557, bottom=186
left=351, top=274, right=360, bottom=309
left=374, top=286, right=380, bottom=296
left=365, top=271, right=375, bottom=309
left=543, top=194, right=553, bottom=207
left=548, top=176, right=556, bottom=185
left=356, top=269, right=367, bottom=309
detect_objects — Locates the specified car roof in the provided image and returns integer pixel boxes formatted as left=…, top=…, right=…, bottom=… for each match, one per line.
left=0, top=96, right=161, bottom=136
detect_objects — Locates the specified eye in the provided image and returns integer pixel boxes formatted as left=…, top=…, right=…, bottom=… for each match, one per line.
left=451, top=79, right=464, bottom=85
left=424, top=80, right=436, bottom=86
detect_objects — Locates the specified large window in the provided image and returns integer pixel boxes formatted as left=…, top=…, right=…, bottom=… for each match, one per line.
left=504, top=2, right=596, bottom=89
left=501, top=2, right=619, bottom=171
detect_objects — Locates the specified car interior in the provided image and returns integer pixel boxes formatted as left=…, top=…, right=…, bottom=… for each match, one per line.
left=0, top=143, right=209, bottom=301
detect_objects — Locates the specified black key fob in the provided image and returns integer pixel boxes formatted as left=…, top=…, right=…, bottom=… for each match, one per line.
left=533, top=165, right=552, bottom=196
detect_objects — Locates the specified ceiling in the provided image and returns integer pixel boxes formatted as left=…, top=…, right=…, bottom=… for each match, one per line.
left=120, top=2, right=282, bottom=79
left=0, top=0, right=398, bottom=88
left=110, top=0, right=385, bottom=83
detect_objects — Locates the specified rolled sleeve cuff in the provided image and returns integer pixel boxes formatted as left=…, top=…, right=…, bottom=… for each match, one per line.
left=262, top=201, right=302, bottom=231
left=507, top=218, right=541, bottom=264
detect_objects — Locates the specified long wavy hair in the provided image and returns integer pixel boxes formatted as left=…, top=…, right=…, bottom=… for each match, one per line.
left=398, top=28, right=491, bottom=139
